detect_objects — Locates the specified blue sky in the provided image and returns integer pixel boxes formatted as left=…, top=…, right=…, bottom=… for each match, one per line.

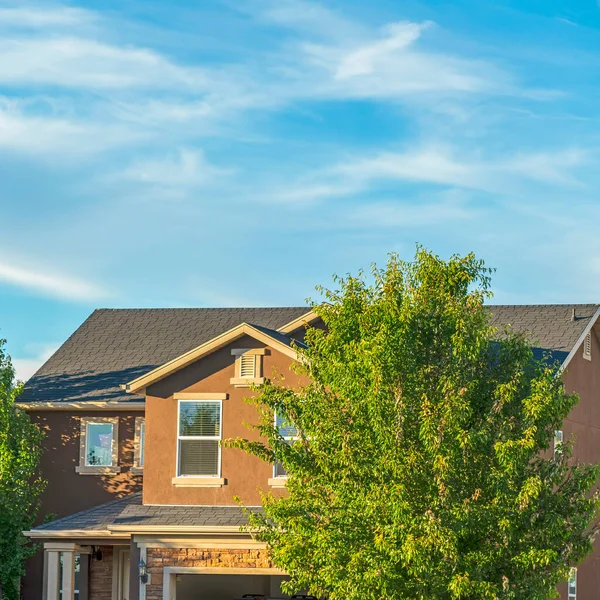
left=1, top=0, right=600, bottom=381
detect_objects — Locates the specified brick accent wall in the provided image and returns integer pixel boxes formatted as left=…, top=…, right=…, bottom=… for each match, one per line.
left=89, top=546, right=114, bottom=600
left=145, top=548, right=273, bottom=599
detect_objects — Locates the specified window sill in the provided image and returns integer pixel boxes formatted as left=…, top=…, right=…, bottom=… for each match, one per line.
left=171, top=477, right=226, bottom=488
left=130, top=467, right=144, bottom=476
left=75, top=466, right=122, bottom=475
left=229, top=377, right=265, bottom=388
left=268, top=477, right=287, bottom=488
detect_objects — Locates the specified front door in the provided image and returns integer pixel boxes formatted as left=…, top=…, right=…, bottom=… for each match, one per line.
left=115, top=548, right=130, bottom=600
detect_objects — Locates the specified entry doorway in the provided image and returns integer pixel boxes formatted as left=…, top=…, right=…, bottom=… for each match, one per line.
left=113, top=548, right=130, bottom=600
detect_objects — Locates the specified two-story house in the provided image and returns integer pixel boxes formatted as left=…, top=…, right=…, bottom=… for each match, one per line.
left=16, top=304, right=600, bottom=600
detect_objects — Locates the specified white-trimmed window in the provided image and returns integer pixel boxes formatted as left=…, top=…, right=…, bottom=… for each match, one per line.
left=132, top=417, right=145, bottom=473
left=76, top=417, right=120, bottom=474
left=554, top=429, right=563, bottom=459
left=273, top=411, right=298, bottom=479
left=177, top=400, right=222, bottom=477
left=583, top=332, right=592, bottom=361
left=568, top=567, right=577, bottom=600
left=230, top=348, right=266, bottom=387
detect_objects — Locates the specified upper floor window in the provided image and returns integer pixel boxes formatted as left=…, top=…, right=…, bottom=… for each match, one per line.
left=177, top=400, right=222, bottom=477
left=230, top=348, right=266, bottom=387
left=554, top=429, right=563, bottom=459
left=133, top=417, right=145, bottom=473
left=76, top=417, right=120, bottom=475
left=568, top=567, right=577, bottom=600
left=273, top=410, right=298, bottom=479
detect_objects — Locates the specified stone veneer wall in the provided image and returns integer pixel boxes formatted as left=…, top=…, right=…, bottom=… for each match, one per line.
left=145, top=548, right=273, bottom=600
left=89, top=546, right=114, bottom=600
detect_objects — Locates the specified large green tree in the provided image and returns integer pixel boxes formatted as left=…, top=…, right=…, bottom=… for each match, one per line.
left=0, top=340, right=45, bottom=600
left=232, top=249, right=599, bottom=600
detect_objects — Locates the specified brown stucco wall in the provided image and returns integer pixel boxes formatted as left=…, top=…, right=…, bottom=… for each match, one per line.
left=145, top=547, right=273, bottom=600
left=22, top=411, right=142, bottom=600
left=143, top=335, right=307, bottom=506
left=558, top=325, right=600, bottom=600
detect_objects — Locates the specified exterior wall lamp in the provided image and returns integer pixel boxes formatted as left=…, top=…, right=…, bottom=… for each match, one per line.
left=138, top=559, right=148, bottom=584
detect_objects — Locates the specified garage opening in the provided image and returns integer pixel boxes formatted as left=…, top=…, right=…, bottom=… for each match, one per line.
left=175, top=573, right=290, bottom=600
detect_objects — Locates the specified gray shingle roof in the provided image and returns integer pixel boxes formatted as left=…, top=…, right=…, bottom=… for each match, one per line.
left=34, top=493, right=142, bottom=532
left=19, top=304, right=599, bottom=405
left=19, top=307, right=309, bottom=403
left=113, top=503, right=256, bottom=528
left=31, top=493, right=256, bottom=533
left=487, top=304, right=599, bottom=363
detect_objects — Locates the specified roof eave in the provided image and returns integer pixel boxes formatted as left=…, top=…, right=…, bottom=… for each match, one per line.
left=559, top=305, right=600, bottom=373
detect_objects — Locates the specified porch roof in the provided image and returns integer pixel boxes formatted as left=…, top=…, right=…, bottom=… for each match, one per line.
left=25, top=493, right=261, bottom=538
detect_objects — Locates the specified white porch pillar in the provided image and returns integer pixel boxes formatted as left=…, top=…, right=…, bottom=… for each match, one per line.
left=61, top=550, right=76, bottom=600
left=46, top=551, right=60, bottom=600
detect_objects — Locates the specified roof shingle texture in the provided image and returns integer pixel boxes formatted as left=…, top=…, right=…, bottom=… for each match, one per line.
left=33, top=493, right=257, bottom=532
left=487, top=304, right=599, bottom=363
left=19, top=307, right=309, bottom=403
left=34, top=494, right=142, bottom=531
left=19, top=304, right=599, bottom=404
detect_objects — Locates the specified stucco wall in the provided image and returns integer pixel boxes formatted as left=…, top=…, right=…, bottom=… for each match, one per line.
left=22, top=411, right=142, bottom=600
left=558, top=325, right=600, bottom=600
left=143, top=335, right=307, bottom=506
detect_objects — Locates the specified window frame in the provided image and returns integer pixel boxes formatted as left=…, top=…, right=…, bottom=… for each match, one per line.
left=568, top=567, right=577, bottom=600
left=76, top=416, right=121, bottom=475
left=554, top=429, right=563, bottom=459
left=132, top=416, right=145, bottom=474
left=176, top=399, right=223, bottom=479
left=270, top=410, right=299, bottom=486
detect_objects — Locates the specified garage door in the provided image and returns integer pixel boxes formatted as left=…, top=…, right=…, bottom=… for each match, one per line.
left=176, top=573, right=289, bottom=600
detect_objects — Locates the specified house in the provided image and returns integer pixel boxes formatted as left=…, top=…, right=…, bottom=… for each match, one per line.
left=17, top=304, right=600, bottom=600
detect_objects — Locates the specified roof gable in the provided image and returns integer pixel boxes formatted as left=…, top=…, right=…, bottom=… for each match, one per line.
left=19, top=307, right=311, bottom=404
left=125, top=322, right=305, bottom=394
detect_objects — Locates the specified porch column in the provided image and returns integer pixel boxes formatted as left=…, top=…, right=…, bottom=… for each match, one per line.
left=61, top=549, right=76, bottom=600
left=46, top=551, right=60, bottom=600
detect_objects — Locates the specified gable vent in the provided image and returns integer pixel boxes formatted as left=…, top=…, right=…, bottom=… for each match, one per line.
left=240, top=353, right=256, bottom=378
left=583, top=332, right=592, bottom=361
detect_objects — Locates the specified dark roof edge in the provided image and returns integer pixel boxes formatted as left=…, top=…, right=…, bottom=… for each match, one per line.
left=560, top=305, right=600, bottom=372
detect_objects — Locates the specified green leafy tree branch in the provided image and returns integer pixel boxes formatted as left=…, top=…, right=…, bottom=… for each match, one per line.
left=0, top=340, right=45, bottom=600
left=229, top=248, right=599, bottom=600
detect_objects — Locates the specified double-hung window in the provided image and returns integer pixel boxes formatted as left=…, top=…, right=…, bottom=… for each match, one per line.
left=177, top=400, right=222, bottom=477
left=76, top=417, right=119, bottom=474
left=273, top=411, right=298, bottom=479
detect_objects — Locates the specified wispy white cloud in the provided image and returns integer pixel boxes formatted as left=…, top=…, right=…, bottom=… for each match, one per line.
left=0, top=260, right=107, bottom=301
left=0, top=37, right=207, bottom=90
left=12, top=343, right=59, bottom=382
left=271, top=144, right=589, bottom=204
left=335, top=21, right=432, bottom=79
left=120, top=148, right=232, bottom=188
left=0, top=97, right=145, bottom=157
left=0, top=5, right=93, bottom=28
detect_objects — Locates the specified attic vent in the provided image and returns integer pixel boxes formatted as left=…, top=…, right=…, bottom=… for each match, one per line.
left=239, top=353, right=256, bottom=378
left=583, top=332, right=592, bottom=361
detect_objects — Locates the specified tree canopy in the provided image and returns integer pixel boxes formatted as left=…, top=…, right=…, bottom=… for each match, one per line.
left=0, top=340, right=45, bottom=600
left=231, top=249, right=599, bottom=600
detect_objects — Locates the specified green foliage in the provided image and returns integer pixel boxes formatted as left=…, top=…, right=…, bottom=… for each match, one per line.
left=229, top=248, right=599, bottom=600
left=0, top=340, right=45, bottom=600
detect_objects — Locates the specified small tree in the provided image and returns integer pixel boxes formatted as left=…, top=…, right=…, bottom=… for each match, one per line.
left=0, top=340, right=45, bottom=600
left=231, top=249, right=599, bottom=600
